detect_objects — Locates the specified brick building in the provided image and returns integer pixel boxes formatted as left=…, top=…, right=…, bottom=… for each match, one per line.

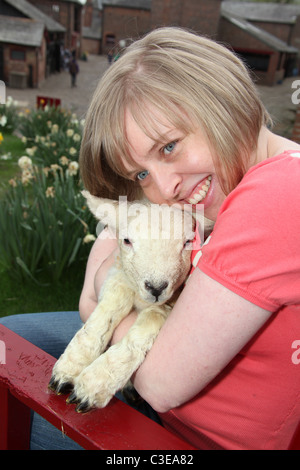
left=4, top=0, right=300, bottom=87
left=27, top=0, right=83, bottom=57
left=82, top=0, right=102, bottom=55
left=0, top=0, right=85, bottom=88
left=87, top=0, right=300, bottom=86
left=151, top=0, right=222, bottom=37
left=220, top=2, right=300, bottom=85
left=102, top=0, right=151, bottom=56
left=0, top=0, right=65, bottom=88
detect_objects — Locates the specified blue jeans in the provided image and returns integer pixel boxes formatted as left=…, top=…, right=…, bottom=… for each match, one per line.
left=0, top=311, right=161, bottom=450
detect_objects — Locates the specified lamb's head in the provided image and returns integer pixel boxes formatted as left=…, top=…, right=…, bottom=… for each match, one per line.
left=82, top=191, right=198, bottom=305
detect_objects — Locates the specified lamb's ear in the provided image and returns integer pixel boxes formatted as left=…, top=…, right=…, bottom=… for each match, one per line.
left=81, top=190, right=118, bottom=229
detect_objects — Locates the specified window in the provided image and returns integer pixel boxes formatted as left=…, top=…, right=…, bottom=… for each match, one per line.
left=236, top=50, right=270, bottom=72
left=106, top=34, right=116, bottom=46
left=11, top=50, right=25, bottom=61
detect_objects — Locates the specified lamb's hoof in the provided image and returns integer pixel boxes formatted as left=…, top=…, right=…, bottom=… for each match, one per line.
left=75, top=400, right=92, bottom=414
left=57, top=381, right=74, bottom=395
left=66, top=391, right=80, bottom=405
left=67, top=392, right=93, bottom=413
left=48, top=377, right=73, bottom=395
left=48, top=376, right=58, bottom=391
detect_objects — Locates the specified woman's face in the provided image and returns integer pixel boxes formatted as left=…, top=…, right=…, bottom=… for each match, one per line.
left=123, top=107, right=227, bottom=221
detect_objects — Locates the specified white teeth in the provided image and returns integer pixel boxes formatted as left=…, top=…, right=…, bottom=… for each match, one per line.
left=187, top=176, right=211, bottom=204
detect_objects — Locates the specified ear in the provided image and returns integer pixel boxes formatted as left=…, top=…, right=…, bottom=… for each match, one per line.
left=81, top=190, right=118, bottom=229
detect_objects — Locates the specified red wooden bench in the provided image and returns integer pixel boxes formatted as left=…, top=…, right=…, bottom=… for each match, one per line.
left=0, top=324, right=195, bottom=450
left=0, top=324, right=299, bottom=450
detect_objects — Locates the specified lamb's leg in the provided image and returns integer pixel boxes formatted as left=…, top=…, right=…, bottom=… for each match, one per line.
left=49, top=271, right=134, bottom=394
left=69, top=303, right=172, bottom=412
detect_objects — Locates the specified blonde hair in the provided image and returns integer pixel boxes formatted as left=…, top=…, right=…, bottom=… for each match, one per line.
left=80, top=27, right=271, bottom=199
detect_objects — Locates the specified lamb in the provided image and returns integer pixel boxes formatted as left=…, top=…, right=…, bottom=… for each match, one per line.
left=48, top=191, right=210, bottom=412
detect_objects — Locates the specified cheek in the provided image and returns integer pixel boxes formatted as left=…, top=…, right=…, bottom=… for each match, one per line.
left=142, top=185, right=168, bottom=204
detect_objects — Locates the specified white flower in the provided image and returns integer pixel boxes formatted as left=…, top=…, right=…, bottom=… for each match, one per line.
left=26, top=146, right=37, bottom=156
left=45, top=186, right=55, bottom=198
left=67, top=161, right=79, bottom=176
left=83, top=234, right=96, bottom=244
left=66, top=128, right=74, bottom=137
left=73, top=133, right=81, bottom=142
left=18, top=156, right=32, bottom=170
left=0, top=152, right=12, bottom=160
left=6, top=96, right=13, bottom=107
left=51, top=124, right=59, bottom=133
left=0, top=115, right=7, bottom=127
left=50, top=164, right=62, bottom=174
left=69, top=147, right=77, bottom=156
left=59, top=156, right=69, bottom=166
left=21, top=169, right=33, bottom=185
left=8, top=178, right=17, bottom=187
left=42, top=167, right=51, bottom=177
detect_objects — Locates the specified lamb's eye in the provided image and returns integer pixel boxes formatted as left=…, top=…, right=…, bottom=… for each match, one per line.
left=123, top=238, right=132, bottom=246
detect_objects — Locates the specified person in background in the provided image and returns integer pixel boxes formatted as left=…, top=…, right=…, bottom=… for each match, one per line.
left=69, top=53, right=79, bottom=87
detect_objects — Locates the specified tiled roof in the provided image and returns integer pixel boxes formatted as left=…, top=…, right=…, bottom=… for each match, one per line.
left=0, top=16, right=44, bottom=47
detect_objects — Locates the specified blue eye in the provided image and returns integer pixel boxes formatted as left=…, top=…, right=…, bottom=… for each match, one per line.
left=136, top=170, right=149, bottom=181
left=163, top=141, right=176, bottom=155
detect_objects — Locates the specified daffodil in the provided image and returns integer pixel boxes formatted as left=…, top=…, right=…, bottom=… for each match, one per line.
left=18, top=156, right=32, bottom=169
left=67, top=161, right=79, bottom=176
left=83, top=234, right=96, bottom=244
left=45, top=186, right=55, bottom=198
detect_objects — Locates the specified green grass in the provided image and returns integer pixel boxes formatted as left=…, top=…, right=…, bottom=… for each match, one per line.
left=0, top=132, right=25, bottom=196
left=0, top=263, right=85, bottom=318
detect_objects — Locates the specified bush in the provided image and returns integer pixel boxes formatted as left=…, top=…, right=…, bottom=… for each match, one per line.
left=0, top=161, right=96, bottom=284
left=19, top=106, right=84, bottom=166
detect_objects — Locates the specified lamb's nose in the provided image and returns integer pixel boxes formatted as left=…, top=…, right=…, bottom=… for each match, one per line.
left=145, top=281, right=169, bottom=301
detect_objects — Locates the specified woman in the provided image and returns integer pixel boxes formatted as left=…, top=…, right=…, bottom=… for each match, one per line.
left=2, top=27, right=300, bottom=450
left=79, top=27, right=300, bottom=450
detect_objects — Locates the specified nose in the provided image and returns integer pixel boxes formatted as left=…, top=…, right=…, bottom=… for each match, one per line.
left=144, top=280, right=169, bottom=301
left=150, top=166, right=182, bottom=201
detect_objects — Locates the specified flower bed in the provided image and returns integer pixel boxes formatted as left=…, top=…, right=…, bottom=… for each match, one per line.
left=0, top=99, right=96, bottom=284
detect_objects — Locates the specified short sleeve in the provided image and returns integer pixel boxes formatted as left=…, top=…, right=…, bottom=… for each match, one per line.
left=195, top=154, right=300, bottom=311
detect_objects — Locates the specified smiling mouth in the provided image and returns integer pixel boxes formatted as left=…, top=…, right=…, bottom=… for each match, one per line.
left=186, top=176, right=212, bottom=204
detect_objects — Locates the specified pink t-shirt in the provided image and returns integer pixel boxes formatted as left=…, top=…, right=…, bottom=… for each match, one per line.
left=160, top=151, right=300, bottom=450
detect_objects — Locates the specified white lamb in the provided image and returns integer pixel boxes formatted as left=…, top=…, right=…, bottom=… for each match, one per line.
left=49, top=191, right=210, bottom=412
